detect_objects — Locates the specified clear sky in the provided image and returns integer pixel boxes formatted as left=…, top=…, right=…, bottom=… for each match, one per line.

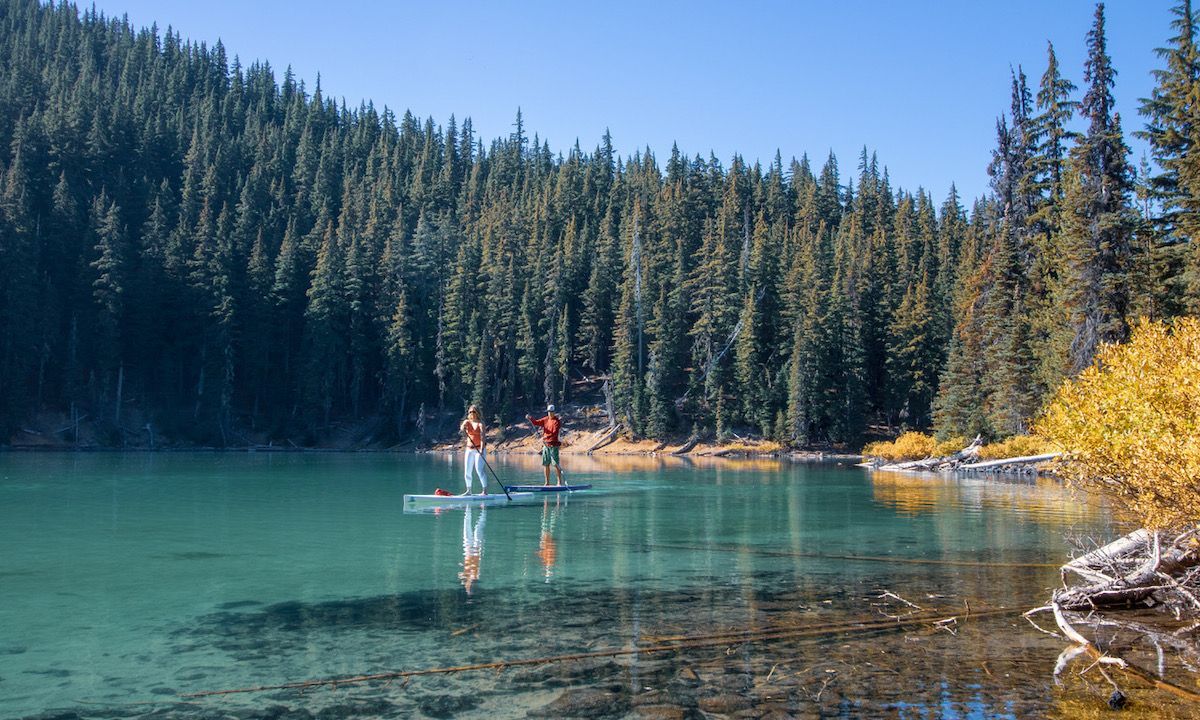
left=89, top=0, right=1171, bottom=203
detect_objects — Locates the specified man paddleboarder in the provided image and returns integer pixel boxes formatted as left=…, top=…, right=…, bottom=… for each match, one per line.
left=526, top=404, right=565, bottom=486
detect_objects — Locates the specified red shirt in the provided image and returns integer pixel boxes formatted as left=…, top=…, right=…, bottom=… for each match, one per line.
left=530, top=415, right=561, bottom=446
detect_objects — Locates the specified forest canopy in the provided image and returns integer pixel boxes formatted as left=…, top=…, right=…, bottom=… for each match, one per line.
left=0, top=0, right=1198, bottom=447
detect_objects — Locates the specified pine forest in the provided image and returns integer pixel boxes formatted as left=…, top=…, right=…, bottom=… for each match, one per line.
left=1, top=0, right=1198, bottom=448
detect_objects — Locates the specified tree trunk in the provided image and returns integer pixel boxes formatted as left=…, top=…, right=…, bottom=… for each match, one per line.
left=114, top=361, right=124, bottom=425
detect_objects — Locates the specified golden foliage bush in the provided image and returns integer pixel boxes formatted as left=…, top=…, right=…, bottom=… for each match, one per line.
left=977, top=435, right=1056, bottom=460
left=1035, top=318, right=1200, bottom=529
left=863, top=432, right=937, bottom=462
left=933, top=435, right=969, bottom=457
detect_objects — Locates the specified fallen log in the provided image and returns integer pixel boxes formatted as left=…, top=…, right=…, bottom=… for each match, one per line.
left=1062, top=529, right=1150, bottom=585
left=182, top=605, right=1011, bottom=699
left=871, top=435, right=983, bottom=472
left=671, top=432, right=702, bottom=456
left=585, top=424, right=621, bottom=454
left=1055, top=535, right=1199, bottom=611
left=958, top=453, right=1060, bottom=471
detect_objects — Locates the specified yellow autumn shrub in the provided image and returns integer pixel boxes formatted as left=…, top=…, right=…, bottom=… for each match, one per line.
left=863, top=432, right=937, bottom=462
left=978, top=434, right=1056, bottom=460
left=933, top=435, right=969, bottom=457
left=1034, top=318, right=1200, bottom=529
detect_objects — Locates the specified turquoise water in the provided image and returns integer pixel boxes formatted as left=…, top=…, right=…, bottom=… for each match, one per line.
left=0, top=452, right=1129, bottom=718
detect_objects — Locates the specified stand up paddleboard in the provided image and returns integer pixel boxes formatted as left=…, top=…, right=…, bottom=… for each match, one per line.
left=403, top=491, right=535, bottom=507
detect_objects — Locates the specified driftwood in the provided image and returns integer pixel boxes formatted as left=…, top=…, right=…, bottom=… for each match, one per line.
left=869, top=436, right=1060, bottom=476
left=671, top=432, right=702, bottom=456
left=1055, top=530, right=1200, bottom=612
left=585, top=424, right=621, bottom=454
left=870, top=435, right=982, bottom=472
left=1029, top=526, right=1200, bottom=708
left=958, top=453, right=1060, bottom=471
left=1062, top=529, right=1150, bottom=586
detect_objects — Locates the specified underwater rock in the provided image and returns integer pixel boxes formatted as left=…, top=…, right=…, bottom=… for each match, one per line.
left=17, top=711, right=84, bottom=720
left=625, top=704, right=688, bottom=720
left=755, top=708, right=802, bottom=720
left=669, top=667, right=703, bottom=688
left=216, top=600, right=263, bottom=610
left=416, top=693, right=478, bottom=718
left=630, top=685, right=699, bottom=711
left=135, top=703, right=221, bottom=720
left=232, top=705, right=314, bottom=720
left=716, top=672, right=754, bottom=691
left=697, top=693, right=752, bottom=714
left=23, top=668, right=70, bottom=678
left=314, top=699, right=397, bottom=719
left=551, top=659, right=624, bottom=681
left=743, top=698, right=795, bottom=718
left=528, top=687, right=630, bottom=718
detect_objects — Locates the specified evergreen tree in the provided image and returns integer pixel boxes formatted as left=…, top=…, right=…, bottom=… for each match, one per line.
left=89, top=192, right=128, bottom=417
left=0, top=0, right=1171, bottom=449
left=1138, top=0, right=1200, bottom=240
left=1058, top=3, right=1137, bottom=374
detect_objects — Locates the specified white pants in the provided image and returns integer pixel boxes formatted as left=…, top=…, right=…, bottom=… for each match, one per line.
left=464, top=448, right=486, bottom=493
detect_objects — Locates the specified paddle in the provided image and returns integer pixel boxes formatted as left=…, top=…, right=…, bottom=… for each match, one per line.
left=480, top=452, right=512, bottom=501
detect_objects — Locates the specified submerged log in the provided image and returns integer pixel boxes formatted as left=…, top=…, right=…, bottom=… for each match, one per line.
left=1032, top=600, right=1200, bottom=704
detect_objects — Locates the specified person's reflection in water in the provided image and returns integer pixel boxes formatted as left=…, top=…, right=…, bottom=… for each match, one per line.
left=459, top=505, right=485, bottom=594
left=536, top=497, right=561, bottom=582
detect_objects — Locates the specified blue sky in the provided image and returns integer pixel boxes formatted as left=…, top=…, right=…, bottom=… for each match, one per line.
left=91, top=0, right=1171, bottom=203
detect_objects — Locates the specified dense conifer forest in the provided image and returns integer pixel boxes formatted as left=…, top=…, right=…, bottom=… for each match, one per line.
left=1, top=0, right=1197, bottom=447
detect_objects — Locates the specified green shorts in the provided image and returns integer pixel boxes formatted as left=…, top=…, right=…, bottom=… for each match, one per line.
left=541, top=445, right=560, bottom=467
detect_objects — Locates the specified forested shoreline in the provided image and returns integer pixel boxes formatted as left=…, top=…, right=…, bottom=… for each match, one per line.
left=1, top=0, right=1197, bottom=448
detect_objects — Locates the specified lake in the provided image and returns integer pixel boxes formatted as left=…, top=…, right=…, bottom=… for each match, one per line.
left=0, top=451, right=1176, bottom=718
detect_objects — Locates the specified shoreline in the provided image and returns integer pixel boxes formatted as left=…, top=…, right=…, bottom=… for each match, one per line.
left=5, top=410, right=863, bottom=462
left=0, top=441, right=862, bottom=463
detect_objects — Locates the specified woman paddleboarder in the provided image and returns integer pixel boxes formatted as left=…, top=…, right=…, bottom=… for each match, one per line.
left=460, top=405, right=487, bottom=495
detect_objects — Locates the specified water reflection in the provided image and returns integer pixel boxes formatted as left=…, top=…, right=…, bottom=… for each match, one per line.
left=483, top=450, right=792, bottom=474
left=870, top=470, right=1105, bottom=526
left=459, top=505, right=485, bottom=594
left=536, top=497, right=564, bottom=582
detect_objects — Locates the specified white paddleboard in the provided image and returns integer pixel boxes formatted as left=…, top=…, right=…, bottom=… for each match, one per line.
left=403, top=491, right=535, bottom=506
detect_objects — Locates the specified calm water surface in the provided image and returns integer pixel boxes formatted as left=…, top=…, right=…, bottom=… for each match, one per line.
left=0, top=452, right=1159, bottom=718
